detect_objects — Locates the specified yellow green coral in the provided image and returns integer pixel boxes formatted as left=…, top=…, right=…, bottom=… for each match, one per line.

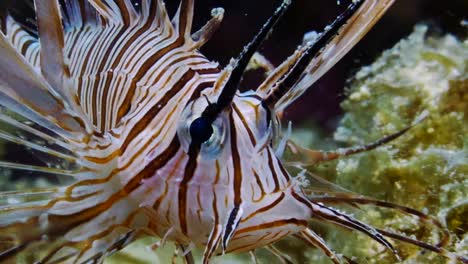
left=314, top=25, right=467, bottom=263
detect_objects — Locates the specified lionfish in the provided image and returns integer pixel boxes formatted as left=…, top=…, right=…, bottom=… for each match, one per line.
left=0, top=0, right=465, bottom=263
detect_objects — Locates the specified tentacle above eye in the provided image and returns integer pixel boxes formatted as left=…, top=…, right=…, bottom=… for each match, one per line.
left=250, top=0, right=397, bottom=113
left=261, top=0, right=366, bottom=110
left=199, top=0, right=291, bottom=123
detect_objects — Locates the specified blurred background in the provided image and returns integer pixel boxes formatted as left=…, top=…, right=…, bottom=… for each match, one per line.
left=0, top=0, right=466, bottom=132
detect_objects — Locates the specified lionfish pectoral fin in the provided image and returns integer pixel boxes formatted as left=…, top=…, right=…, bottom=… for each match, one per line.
left=34, top=0, right=94, bottom=132
left=295, top=228, right=342, bottom=264
left=0, top=192, right=80, bottom=264
left=306, top=200, right=401, bottom=260
left=80, top=229, right=139, bottom=263
left=0, top=109, right=81, bottom=186
left=311, top=196, right=468, bottom=263
left=0, top=24, right=83, bottom=181
left=0, top=32, right=89, bottom=139
left=284, top=117, right=425, bottom=166
left=0, top=238, right=82, bottom=264
left=1, top=187, right=153, bottom=263
left=0, top=2, right=93, bottom=179
left=202, top=224, right=223, bottom=264
left=35, top=0, right=70, bottom=98
left=265, top=245, right=294, bottom=264
left=191, top=7, right=225, bottom=50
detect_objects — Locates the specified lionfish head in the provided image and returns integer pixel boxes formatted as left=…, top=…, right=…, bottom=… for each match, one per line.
left=172, top=0, right=396, bottom=256
left=171, top=1, right=465, bottom=262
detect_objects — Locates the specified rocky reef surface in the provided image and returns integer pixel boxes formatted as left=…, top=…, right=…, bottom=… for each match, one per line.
left=297, top=25, right=467, bottom=263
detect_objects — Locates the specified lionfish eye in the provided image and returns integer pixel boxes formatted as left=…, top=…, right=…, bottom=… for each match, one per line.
left=178, top=100, right=228, bottom=158
left=189, top=117, right=213, bottom=144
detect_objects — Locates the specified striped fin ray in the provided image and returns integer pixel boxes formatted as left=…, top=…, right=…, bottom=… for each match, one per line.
left=191, top=7, right=224, bottom=50
left=0, top=31, right=89, bottom=139
left=35, top=0, right=93, bottom=134
left=0, top=20, right=86, bottom=184
left=139, top=0, right=171, bottom=28
left=0, top=161, right=160, bottom=263
left=89, top=0, right=129, bottom=24
left=35, top=0, right=71, bottom=95
left=62, top=0, right=100, bottom=30
left=0, top=213, right=151, bottom=264
left=0, top=1, right=223, bottom=262
left=173, top=0, right=195, bottom=41
left=273, top=0, right=395, bottom=111
left=0, top=15, right=89, bottom=179
left=61, top=0, right=216, bottom=131
left=0, top=108, right=83, bottom=181
left=4, top=16, right=40, bottom=69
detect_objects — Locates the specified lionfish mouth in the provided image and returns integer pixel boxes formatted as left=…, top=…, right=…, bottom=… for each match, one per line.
left=0, top=0, right=466, bottom=263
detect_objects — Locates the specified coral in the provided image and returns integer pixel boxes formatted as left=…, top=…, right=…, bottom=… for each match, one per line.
left=309, top=25, right=467, bottom=263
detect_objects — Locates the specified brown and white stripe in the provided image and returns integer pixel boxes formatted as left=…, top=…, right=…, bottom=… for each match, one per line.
left=1, top=0, right=464, bottom=263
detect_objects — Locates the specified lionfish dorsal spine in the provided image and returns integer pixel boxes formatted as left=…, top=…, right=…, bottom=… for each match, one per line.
left=87, top=0, right=137, bottom=26
left=35, top=0, right=94, bottom=134
left=172, top=0, right=194, bottom=40
left=273, top=0, right=395, bottom=112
